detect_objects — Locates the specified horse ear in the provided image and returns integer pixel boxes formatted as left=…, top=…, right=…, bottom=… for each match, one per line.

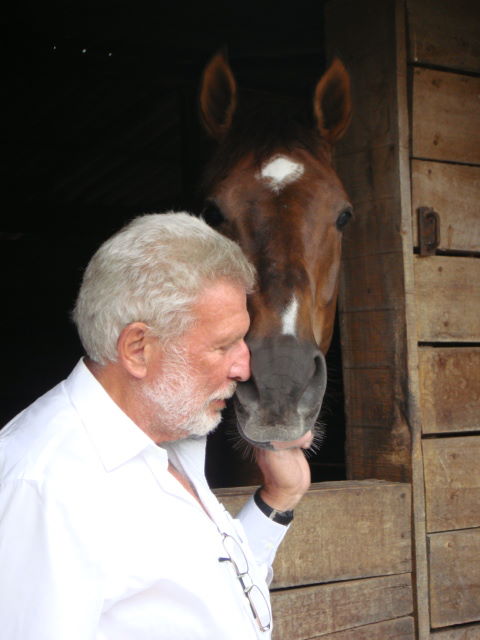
left=199, top=51, right=238, bottom=140
left=313, top=58, right=352, bottom=144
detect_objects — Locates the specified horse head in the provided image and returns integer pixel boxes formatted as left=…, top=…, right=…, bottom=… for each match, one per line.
left=199, top=52, right=352, bottom=449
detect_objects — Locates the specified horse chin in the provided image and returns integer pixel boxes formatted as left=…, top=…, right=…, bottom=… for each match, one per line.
left=234, top=399, right=315, bottom=450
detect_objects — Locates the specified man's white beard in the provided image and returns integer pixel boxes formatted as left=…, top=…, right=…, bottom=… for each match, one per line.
left=141, top=348, right=236, bottom=438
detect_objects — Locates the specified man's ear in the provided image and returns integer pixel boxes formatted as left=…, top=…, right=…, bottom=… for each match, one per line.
left=116, top=322, right=152, bottom=379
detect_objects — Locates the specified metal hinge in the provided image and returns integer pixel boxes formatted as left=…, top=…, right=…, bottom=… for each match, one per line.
left=417, top=206, right=441, bottom=256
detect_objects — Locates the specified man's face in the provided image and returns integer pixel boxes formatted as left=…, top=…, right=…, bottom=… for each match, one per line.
left=143, top=280, right=251, bottom=440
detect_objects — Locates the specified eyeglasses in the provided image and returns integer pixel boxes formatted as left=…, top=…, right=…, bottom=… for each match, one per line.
left=218, top=533, right=272, bottom=632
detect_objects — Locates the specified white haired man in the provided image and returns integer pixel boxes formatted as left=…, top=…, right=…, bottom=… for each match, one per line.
left=0, top=213, right=311, bottom=639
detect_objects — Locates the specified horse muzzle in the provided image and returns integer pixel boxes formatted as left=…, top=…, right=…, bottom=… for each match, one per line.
left=233, top=335, right=327, bottom=449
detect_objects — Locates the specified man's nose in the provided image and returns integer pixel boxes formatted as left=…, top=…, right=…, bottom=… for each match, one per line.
left=230, top=341, right=251, bottom=382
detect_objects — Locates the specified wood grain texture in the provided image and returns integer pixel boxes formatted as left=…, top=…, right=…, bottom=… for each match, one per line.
left=270, top=573, right=412, bottom=639
left=407, top=0, right=480, bottom=73
left=326, top=0, right=416, bottom=486
left=429, top=528, right=480, bottom=628
left=431, top=623, right=480, bottom=639
left=423, top=436, right=480, bottom=533
left=414, top=256, right=480, bottom=342
left=419, top=347, right=480, bottom=434
left=216, top=480, right=412, bottom=588
left=311, top=616, right=415, bottom=639
left=411, top=160, right=480, bottom=253
left=412, top=68, right=480, bottom=164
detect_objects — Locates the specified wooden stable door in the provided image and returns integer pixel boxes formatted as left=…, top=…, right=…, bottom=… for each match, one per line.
left=326, top=0, right=480, bottom=638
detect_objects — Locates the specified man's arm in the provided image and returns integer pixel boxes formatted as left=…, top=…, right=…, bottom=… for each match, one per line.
left=234, top=442, right=311, bottom=583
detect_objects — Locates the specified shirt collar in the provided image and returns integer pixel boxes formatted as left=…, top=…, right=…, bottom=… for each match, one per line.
left=64, top=359, right=163, bottom=472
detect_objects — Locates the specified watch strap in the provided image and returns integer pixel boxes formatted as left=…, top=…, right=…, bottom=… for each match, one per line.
left=253, top=488, right=294, bottom=525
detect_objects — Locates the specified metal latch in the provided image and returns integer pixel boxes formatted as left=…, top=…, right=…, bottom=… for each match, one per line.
left=417, top=206, right=441, bottom=256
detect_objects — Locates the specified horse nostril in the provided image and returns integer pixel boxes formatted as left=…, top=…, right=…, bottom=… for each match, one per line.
left=235, top=377, right=260, bottom=406
left=298, top=351, right=327, bottom=418
left=312, top=352, right=327, bottom=383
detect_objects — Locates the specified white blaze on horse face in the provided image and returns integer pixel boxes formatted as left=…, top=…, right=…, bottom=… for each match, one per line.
left=259, top=155, right=305, bottom=193
left=281, top=296, right=299, bottom=336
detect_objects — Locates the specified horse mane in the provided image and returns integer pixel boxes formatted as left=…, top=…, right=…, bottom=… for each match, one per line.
left=201, top=90, right=329, bottom=195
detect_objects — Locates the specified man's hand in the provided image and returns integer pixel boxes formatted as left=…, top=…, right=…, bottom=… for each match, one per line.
left=254, top=431, right=312, bottom=512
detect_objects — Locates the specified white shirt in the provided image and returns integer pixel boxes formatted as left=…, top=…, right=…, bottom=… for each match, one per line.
left=0, top=360, right=288, bottom=640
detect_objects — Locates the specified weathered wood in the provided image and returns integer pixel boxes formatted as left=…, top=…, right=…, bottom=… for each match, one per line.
left=346, top=425, right=411, bottom=483
left=424, top=436, right=480, bottom=532
left=339, top=252, right=412, bottom=482
left=216, top=480, right=412, bottom=588
left=429, top=528, right=480, bottom=628
left=327, top=0, right=416, bottom=486
left=412, top=68, right=480, bottom=165
left=419, top=347, right=480, bottom=434
left=411, top=160, right=480, bottom=253
left=326, top=0, right=398, bottom=155
left=312, top=616, right=415, bottom=639
left=407, top=0, right=480, bottom=73
left=328, top=3, right=480, bottom=640
left=270, top=573, right=412, bottom=639
left=431, top=623, right=480, bottom=639
left=414, top=256, right=480, bottom=342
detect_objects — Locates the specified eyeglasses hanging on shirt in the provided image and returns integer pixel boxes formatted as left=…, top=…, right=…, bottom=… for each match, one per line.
left=218, top=533, right=272, bottom=633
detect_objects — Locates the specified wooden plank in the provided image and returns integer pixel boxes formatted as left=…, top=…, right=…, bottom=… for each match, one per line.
left=216, top=480, right=412, bottom=588
left=414, top=256, right=480, bottom=342
left=326, top=0, right=398, bottom=155
left=327, top=0, right=415, bottom=486
left=407, top=0, right=480, bottom=73
left=424, top=436, right=480, bottom=532
left=347, top=425, right=411, bottom=483
left=412, top=68, right=480, bottom=164
left=429, top=528, right=480, bottom=628
left=329, top=3, right=432, bottom=637
left=431, top=622, right=480, bottom=639
left=270, top=573, right=412, bottom=639
left=419, top=347, right=480, bottom=434
left=315, top=616, right=415, bottom=640
left=341, top=309, right=396, bottom=368
left=411, top=160, right=480, bottom=253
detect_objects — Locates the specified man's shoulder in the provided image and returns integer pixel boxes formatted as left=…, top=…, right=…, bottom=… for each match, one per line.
left=0, top=378, right=99, bottom=489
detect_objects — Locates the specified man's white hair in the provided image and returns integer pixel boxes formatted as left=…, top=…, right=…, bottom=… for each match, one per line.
left=72, top=212, right=256, bottom=365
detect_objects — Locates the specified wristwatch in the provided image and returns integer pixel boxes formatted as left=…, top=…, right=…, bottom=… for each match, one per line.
left=253, top=488, right=294, bottom=525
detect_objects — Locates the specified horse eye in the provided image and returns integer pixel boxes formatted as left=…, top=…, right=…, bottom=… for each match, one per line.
left=202, top=202, right=226, bottom=228
left=336, top=207, right=353, bottom=231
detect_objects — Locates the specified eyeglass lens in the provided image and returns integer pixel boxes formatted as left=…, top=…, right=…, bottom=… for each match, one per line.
left=221, top=534, right=272, bottom=632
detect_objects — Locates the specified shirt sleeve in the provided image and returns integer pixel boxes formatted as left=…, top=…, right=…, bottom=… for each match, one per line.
left=0, top=479, right=103, bottom=640
left=235, top=495, right=290, bottom=585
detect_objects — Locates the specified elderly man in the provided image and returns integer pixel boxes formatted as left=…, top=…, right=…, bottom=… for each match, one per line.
left=0, top=213, right=311, bottom=639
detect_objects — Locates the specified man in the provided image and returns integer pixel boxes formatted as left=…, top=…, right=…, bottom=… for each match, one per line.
left=0, top=213, right=311, bottom=639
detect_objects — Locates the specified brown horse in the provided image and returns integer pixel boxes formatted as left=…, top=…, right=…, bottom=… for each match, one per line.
left=199, top=52, right=352, bottom=450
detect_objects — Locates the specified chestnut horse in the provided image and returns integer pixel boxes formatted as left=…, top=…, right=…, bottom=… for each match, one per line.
left=199, top=52, right=352, bottom=450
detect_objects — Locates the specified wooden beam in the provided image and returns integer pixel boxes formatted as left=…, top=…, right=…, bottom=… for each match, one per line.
left=411, top=161, right=480, bottom=254
left=429, top=528, right=480, bottom=628
left=407, top=0, right=480, bottom=73
left=414, top=256, right=480, bottom=342
left=310, top=616, right=415, bottom=639
left=423, top=436, right=480, bottom=532
left=216, top=480, right=412, bottom=588
left=419, top=347, right=480, bottom=434
left=271, top=573, right=413, bottom=639
left=430, top=623, right=480, bottom=639
left=412, top=68, right=480, bottom=165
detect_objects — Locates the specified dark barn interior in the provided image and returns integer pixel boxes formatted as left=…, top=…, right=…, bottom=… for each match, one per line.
left=2, top=0, right=346, bottom=486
